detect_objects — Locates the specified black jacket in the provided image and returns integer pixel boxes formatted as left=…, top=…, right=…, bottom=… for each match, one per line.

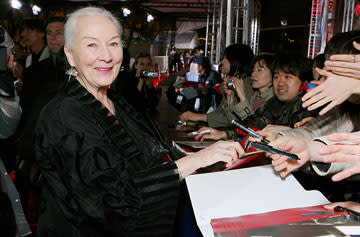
left=34, top=78, right=180, bottom=236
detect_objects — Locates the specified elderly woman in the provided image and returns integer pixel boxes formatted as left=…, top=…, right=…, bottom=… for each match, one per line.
left=34, top=7, right=243, bottom=236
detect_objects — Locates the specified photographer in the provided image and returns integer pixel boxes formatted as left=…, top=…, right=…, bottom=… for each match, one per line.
left=0, top=25, right=31, bottom=237
left=131, top=53, right=160, bottom=115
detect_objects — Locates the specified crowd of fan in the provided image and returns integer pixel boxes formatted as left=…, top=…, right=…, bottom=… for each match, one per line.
left=1, top=10, right=360, bottom=236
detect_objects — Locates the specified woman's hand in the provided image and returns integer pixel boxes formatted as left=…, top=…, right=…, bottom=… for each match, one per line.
left=319, top=133, right=360, bottom=182
left=179, top=111, right=207, bottom=123
left=192, top=140, right=244, bottom=168
left=323, top=41, right=360, bottom=80
left=194, top=127, right=227, bottom=142
left=294, top=117, right=316, bottom=128
left=324, top=201, right=360, bottom=213
left=302, top=68, right=360, bottom=115
left=223, top=78, right=234, bottom=97
left=232, top=77, right=246, bottom=101
left=175, top=141, right=244, bottom=179
left=267, top=136, right=324, bottom=178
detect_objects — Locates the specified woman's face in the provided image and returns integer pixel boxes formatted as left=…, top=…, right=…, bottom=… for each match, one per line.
left=221, top=57, right=231, bottom=75
left=65, top=15, right=123, bottom=89
left=251, top=60, right=272, bottom=91
left=135, top=57, right=152, bottom=77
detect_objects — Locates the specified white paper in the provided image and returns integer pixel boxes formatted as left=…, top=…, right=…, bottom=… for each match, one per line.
left=335, top=226, right=360, bottom=235
left=186, top=165, right=330, bottom=237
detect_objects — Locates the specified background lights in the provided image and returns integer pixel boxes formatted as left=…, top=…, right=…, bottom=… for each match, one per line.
left=32, top=5, right=41, bottom=15
left=122, top=8, right=131, bottom=17
left=147, top=14, right=154, bottom=22
left=11, top=0, right=22, bottom=9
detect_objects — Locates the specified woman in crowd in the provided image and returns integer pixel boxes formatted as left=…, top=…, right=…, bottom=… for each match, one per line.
left=179, top=43, right=254, bottom=127
left=34, top=7, right=243, bottom=236
left=194, top=54, right=275, bottom=141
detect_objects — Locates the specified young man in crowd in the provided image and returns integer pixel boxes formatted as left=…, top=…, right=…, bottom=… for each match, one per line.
left=21, top=19, right=49, bottom=68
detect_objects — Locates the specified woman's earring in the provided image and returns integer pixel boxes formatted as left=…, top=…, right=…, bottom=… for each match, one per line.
left=66, top=67, right=79, bottom=80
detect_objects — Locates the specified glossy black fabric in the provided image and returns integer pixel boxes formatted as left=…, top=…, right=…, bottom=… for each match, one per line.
left=34, top=78, right=180, bottom=236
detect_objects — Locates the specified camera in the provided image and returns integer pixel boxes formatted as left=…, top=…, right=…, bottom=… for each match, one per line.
left=140, top=71, right=159, bottom=78
left=226, top=77, right=235, bottom=90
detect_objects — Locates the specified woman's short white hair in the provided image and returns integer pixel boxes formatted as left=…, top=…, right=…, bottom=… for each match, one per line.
left=64, top=7, right=122, bottom=49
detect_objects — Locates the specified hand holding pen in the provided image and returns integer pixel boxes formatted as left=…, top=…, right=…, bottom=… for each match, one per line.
left=193, top=127, right=227, bottom=142
left=231, top=120, right=299, bottom=161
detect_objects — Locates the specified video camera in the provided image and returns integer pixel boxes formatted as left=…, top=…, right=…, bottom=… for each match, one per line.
left=140, top=71, right=159, bottom=78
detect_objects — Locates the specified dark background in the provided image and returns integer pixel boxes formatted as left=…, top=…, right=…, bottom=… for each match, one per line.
left=0, top=0, right=314, bottom=55
left=259, top=0, right=313, bottom=54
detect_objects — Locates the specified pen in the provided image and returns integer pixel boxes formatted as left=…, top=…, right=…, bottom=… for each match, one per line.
left=251, top=142, right=300, bottom=161
left=231, top=120, right=270, bottom=144
left=187, top=129, right=212, bottom=137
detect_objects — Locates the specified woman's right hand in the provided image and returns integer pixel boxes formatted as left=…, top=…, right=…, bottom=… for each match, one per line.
left=194, top=127, right=227, bottom=142
left=193, top=140, right=244, bottom=168
left=175, top=141, right=244, bottom=179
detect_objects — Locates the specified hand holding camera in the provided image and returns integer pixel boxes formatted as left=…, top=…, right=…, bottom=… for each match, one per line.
left=224, top=76, right=246, bottom=101
left=226, top=77, right=236, bottom=90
